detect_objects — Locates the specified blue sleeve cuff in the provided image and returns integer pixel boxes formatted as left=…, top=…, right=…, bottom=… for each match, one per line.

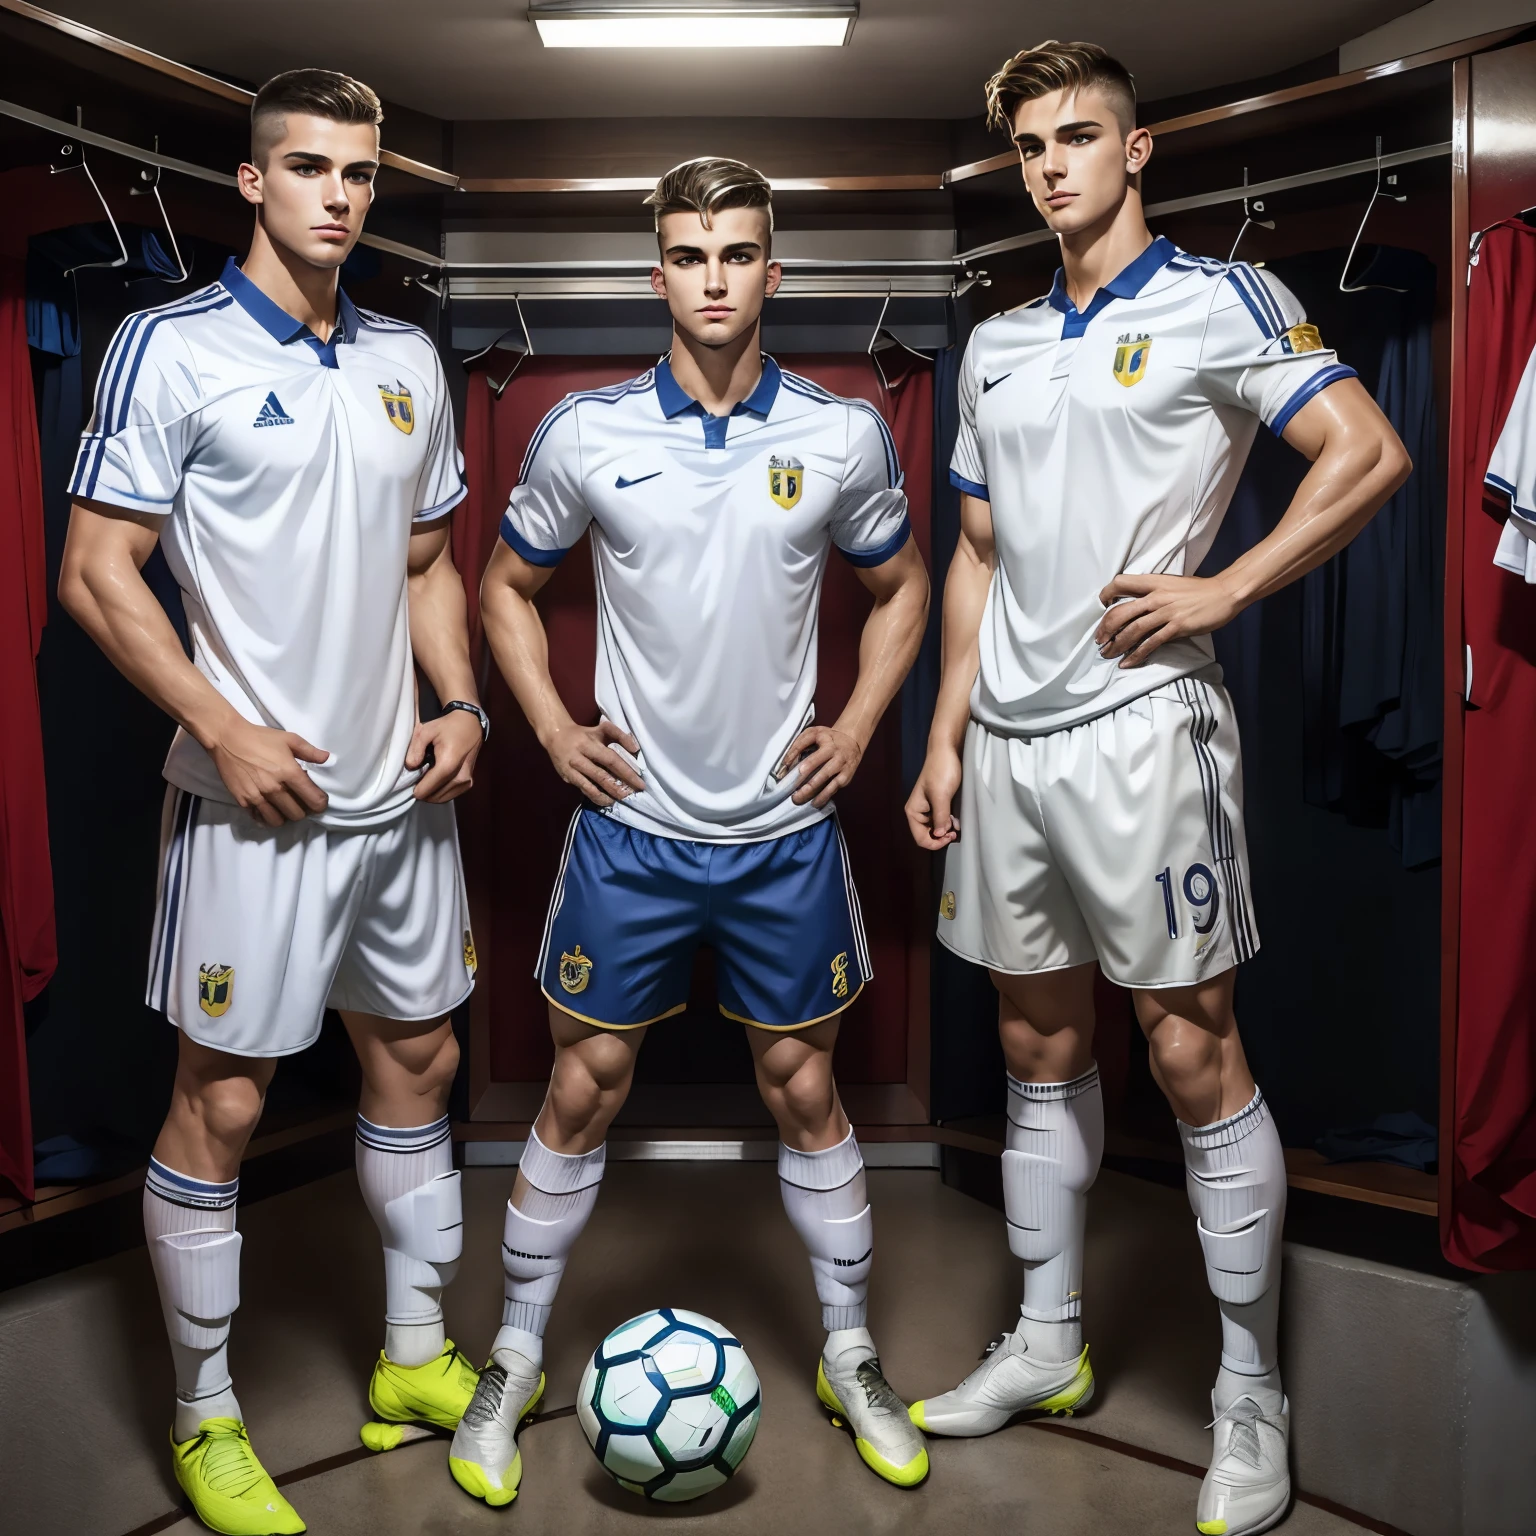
left=949, top=469, right=989, bottom=501
left=500, top=512, right=569, bottom=567
left=416, top=481, right=468, bottom=522
left=1486, top=472, right=1516, bottom=497
left=1270, top=364, right=1357, bottom=438
left=837, top=515, right=911, bottom=568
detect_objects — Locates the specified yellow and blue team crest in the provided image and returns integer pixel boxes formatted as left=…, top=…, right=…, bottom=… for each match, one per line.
left=830, top=951, right=850, bottom=999
left=768, top=454, right=803, bottom=510
left=378, top=380, right=415, bottom=434
left=559, top=945, right=594, bottom=995
left=198, top=962, right=234, bottom=1018
left=939, top=891, right=956, bottom=921
left=1112, top=334, right=1152, bottom=387
left=463, top=930, right=478, bottom=975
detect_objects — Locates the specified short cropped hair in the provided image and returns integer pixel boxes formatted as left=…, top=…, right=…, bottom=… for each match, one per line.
left=644, top=157, right=774, bottom=240
left=251, top=69, right=383, bottom=166
left=984, top=41, right=1137, bottom=137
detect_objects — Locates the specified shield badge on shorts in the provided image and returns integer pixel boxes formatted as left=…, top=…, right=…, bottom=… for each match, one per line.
left=768, top=455, right=803, bottom=509
left=378, top=381, right=416, bottom=434
left=198, top=963, right=234, bottom=1018
left=463, top=930, right=478, bottom=975
left=1112, top=338, right=1152, bottom=387
left=559, top=946, right=594, bottom=995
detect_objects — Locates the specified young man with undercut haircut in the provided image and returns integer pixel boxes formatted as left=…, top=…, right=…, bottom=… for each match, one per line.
left=61, top=70, right=486, bottom=1536
left=904, top=41, right=1410, bottom=1536
left=459, top=156, right=932, bottom=1502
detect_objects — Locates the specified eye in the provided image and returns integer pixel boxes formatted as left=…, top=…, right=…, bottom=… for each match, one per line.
left=1071, top=133, right=1096, bottom=146
left=1020, top=144, right=1042, bottom=159
left=347, top=172, right=374, bottom=185
left=727, top=252, right=753, bottom=263
left=294, top=165, right=319, bottom=176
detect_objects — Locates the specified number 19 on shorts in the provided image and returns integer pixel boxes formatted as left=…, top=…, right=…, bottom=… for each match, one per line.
left=1154, top=863, right=1219, bottom=941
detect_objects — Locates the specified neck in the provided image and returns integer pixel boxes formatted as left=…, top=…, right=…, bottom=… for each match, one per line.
left=667, top=319, right=764, bottom=415
left=241, top=221, right=342, bottom=341
left=1057, top=186, right=1154, bottom=311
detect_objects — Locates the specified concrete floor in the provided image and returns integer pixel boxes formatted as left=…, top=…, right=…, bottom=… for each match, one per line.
left=0, top=1163, right=1375, bottom=1536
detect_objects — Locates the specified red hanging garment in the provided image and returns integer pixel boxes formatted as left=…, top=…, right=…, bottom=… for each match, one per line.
left=457, top=354, right=932, bottom=1096
left=0, top=255, right=58, bottom=1200
left=1450, top=218, right=1536, bottom=1270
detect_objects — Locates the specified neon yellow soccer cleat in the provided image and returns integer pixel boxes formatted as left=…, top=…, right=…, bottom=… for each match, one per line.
left=170, top=1418, right=305, bottom=1535
left=360, top=1339, right=481, bottom=1451
left=448, top=1356, right=547, bottom=1507
left=816, top=1355, right=929, bottom=1488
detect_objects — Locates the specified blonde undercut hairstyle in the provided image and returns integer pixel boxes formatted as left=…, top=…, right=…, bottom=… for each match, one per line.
left=644, top=157, right=774, bottom=245
left=251, top=69, right=383, bottom=167
left=984, top=40, right=1136, bottom=137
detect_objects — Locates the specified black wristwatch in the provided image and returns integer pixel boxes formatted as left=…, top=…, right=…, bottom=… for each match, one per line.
left=442, top=699, right=490, bottom=743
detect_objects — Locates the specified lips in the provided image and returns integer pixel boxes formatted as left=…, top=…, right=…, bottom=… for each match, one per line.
left=313, top=224, right=350, bottom=239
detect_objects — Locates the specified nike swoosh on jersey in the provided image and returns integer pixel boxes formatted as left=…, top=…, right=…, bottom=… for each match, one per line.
left=615, top=471, right=663, bottom=488
left=982, top=373, right=1012, bottom=393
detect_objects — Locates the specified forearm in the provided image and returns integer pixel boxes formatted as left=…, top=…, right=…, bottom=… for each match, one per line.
left=408, top=553, right=480, bottom=708
left=60, top=544, right=236, bottom=749
left=1217, top=413, right=1410, bottom=612
left=928, top=547, right=991, bottom=756
left=481, top=580, right=576, bottom=748
left=832, top=567, right=929, bottom=749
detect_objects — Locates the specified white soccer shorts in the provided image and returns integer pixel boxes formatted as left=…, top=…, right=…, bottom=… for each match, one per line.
left=938, top=671, right=1259, bottom=989
left=146, top=789, right=476, bottom=1056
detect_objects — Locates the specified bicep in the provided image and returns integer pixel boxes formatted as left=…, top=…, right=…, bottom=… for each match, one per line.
left=482, top=535, right=557, bottom=605
left=956, top=492, right=997, bottom=567
left=407, top=516, right=452, bottom=578
left=63, top=499, right=165, bottom=574
left=851, top=534, right=926, bottom=603
left=1278, top=376, right=1397, bottom=464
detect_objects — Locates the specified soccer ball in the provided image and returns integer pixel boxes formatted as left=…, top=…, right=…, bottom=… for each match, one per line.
left=577, top=1308, right=762, bottom=1503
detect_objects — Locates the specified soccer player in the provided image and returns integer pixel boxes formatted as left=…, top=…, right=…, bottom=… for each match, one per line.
left=903, top=42, right=1410, bottom=1536
left=458, top=157, right=932, bottom=1502
left=59, top=71, right=487, bottom=1536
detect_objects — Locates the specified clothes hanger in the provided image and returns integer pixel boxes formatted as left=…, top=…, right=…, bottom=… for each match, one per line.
left=462, top=293, right=533, bottom=399
left=867, top=286, right=927, bottom=392
left=1340, top=136, right=1409, bottom=294
left=1227, top=169, right=1275, bottom=264
left=49, top=108, right=128, bottom=276
left=128, top=139, right=191, bottom=284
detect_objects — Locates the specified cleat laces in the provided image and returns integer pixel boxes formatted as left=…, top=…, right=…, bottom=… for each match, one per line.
left=1205, top=1395, right=1269, bottom=1473
left=851, top=1359, right=907, bottom=1426
left=461, top=1363, right=507, bottom=1431
left=196, top=1427, right=270, bottom=1500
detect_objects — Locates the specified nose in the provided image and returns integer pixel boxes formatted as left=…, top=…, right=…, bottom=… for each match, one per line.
left=704, top=256, right=728, bottom=296
left=324, top=174, right=351, bottom=215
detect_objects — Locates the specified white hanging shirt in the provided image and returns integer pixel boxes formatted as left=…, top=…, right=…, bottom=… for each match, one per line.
left=951, top=237, right=1357, bottom=735
left=1488, top=339, right=1536, bottom=583
left=501, top=356, right=911, bottom=843
left=70, top=258, right=466, bottom=826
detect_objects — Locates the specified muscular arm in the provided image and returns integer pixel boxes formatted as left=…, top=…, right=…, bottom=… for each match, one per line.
left=404, top=518, right=484, bottom=802
left=904, top=494, right=994, bottom=850
left=479, top=538, right=645, bottom=807
left=1096, top=378, right=1412, bottom=666
left=58, top=499, right=329, bottom=826
left=780, top=535, right=930, bottom=808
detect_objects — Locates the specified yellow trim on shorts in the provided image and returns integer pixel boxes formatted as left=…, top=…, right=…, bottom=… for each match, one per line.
left=718, top=980, right=866, bottom=1032
left=541, top=989, right=687, bottom=1031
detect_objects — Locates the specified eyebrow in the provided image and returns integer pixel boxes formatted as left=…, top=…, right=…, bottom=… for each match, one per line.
left=282, top=151, right=380, bottom=172
left=1014, top=118, right=1103, bottom=145
left=664, top=241, right=763, bottom=258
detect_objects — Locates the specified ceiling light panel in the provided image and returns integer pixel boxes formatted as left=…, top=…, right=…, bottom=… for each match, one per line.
left=529, top=1, right=858, bottom=49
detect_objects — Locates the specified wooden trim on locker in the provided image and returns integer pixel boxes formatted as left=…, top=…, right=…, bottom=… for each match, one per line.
left=942, top=23, right=1535, bottom=185
left=1439, top=56, right=1471, bottom=1257
left=455, top=173, right=945, bottom=194
left=0, top=0, right=461, bottom=187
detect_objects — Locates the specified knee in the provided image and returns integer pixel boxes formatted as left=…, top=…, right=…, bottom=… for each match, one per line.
left=1145, top=1017, right=1224, bottom=1100
left=422, top=1028, right=460, bottom=1100
left=182, top=1072, right=266, bottom=1148
left=548, top=1037, right=634, bottom=1130
left=758, top=1052, right=836, bottom=1139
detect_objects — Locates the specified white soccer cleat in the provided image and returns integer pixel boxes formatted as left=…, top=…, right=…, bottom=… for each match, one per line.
left=447, top=1355, right=545, bottom=1507
left=816, top=1353, right=928, bottom=1487
left=909, top=1331, right=1094, bottom=1437
left=1196, top=1389, right=1291, bottom=1536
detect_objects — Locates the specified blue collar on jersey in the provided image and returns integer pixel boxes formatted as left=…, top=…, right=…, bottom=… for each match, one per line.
left=221, top=257, right=359, bottom=369
left=1046, top=236, right=1178, bottom=340
left=655, top=354, right=782, bottom=446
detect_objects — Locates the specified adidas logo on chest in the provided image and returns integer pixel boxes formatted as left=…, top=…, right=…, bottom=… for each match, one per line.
left=253, top=391, right=294, bottom=428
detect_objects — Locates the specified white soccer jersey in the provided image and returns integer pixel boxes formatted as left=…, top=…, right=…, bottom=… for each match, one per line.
left=71, top=258, right=466, bottom=826
left=502, top=356, right=910, bottom=842
left=1489, top=339, right=1536, bottom=583
left=951, top=236, right=1356, bottom=735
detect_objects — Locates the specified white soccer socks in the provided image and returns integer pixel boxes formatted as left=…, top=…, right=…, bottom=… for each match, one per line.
left=1178, top=1088, right=1286, bottom=1385
left=493, top=1129, right=606, bottom=1372
left=355, top=1112, right=463, bottom=1367
left=1181, top=1089, right=1292, bottom=1536
left=779, top=1128, right=873, bottom=1351
left=1002, top=1066, right=1104, bottom=1362
left=143, top=1158, right=243, bottom=1442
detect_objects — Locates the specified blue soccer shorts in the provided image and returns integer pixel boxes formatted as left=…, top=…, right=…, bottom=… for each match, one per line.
left=537, top=809, right=872, bottom=1030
